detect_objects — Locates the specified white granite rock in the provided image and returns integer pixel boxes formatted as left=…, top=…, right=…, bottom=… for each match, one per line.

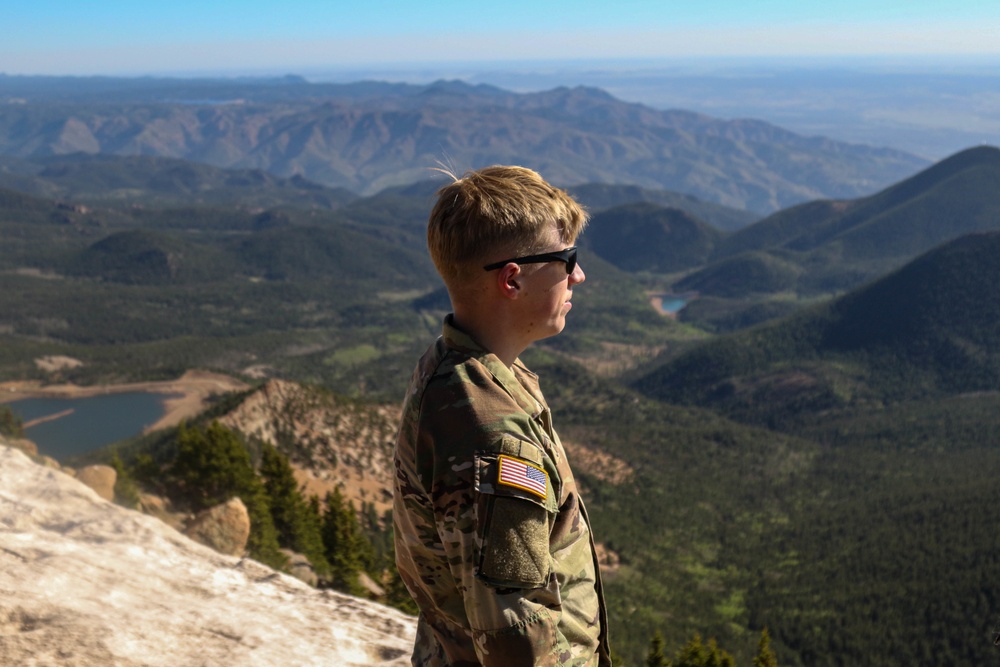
left=0, top=444, right=416, bottom=667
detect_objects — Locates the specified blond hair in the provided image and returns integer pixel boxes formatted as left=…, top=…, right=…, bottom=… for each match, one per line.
left=427, top=165, right=587, bottom=288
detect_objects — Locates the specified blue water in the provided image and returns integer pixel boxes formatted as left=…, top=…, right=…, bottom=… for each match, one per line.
left=4, top=392, right=177, bottom=460
left=659, top=297, right=688, bottom=313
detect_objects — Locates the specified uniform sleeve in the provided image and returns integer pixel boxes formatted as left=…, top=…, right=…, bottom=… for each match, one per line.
left=429, top=437, right=578, bottom=667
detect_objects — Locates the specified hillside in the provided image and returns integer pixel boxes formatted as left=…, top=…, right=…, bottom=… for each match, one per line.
left=0, top=153, right=358, bottom=210
left=0, top=441, right=416, bottom=667
left=528, top=348, right=1000, bottom=667
left=635, top=230, right=1000, bottom=424
left=566, top=182, right=759, bottom=231
left=704, top=145, right=1000, bottom=294
left=583, top=202, right=723, bottom=273
left=217, top=380, right=400, bottom=517
left=0, top=76, right=928, bottom=213
left=673, top=251, right=803, bottom=298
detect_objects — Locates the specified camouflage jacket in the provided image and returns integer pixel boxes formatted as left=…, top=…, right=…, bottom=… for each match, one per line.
left=393, top=316, right=611, bottom=666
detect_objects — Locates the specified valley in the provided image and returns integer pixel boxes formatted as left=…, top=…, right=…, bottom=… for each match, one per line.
left=1, top=75, right=999, bottom=666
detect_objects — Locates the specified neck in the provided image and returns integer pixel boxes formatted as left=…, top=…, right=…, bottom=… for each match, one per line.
left=451, top=307, right=526, bottom=368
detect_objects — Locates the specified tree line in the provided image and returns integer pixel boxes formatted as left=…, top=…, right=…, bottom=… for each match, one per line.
left=120, top=420, right=415, bottom=613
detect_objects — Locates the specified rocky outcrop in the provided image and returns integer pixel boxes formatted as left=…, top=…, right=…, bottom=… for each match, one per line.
left=0, top=444, right=416, bottom=666
left=220, top=380, right=400, bottom=517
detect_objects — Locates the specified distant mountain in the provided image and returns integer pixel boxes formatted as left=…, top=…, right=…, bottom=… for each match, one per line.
left=635, top=230, right=1000, bottom=423
left=69, top=230, right=208, bottom=284
left=0, top=76, right=929, bottom=213
left=0, top=153, right=357, bottom=210
left=582, top=202, right=723, bottom=273
left=673, top=251, right=803, bottom=298
left=567, top=182, right=758, bottom=232
left=695, top=145, right=1000, bottom=295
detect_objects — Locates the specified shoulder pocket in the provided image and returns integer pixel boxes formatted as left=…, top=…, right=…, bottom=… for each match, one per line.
left=474, top=437, right=558, bottom=589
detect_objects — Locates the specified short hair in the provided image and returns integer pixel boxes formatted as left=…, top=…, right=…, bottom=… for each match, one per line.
left=427, top=165, right=588, bottom=288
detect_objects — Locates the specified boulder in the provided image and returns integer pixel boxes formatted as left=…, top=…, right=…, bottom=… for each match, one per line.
left=76, top=465, right=117, bottom=501
left=184, top=497, right=250, bottom=557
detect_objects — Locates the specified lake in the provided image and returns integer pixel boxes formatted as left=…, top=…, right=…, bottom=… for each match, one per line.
left=5, top=392, right=178, bottom=460
left=650, top=293, right=692, bottom=315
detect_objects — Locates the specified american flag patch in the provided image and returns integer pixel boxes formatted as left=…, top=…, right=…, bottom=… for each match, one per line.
left=498, top=455, right=548, bottom=499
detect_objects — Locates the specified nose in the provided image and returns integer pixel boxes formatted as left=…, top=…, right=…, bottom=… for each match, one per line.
left=569, top=262, right=585, bottom=286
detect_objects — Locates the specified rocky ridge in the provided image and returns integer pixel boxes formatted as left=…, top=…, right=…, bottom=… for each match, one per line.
left=0, top=78, right=928, bottom=212
left=219, top=379, right=400, bottom=517
left=0, top=440, right=416, bottom=666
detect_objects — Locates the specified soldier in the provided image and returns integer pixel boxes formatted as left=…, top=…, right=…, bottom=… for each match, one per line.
left=393, top=165, right=611, bottom=666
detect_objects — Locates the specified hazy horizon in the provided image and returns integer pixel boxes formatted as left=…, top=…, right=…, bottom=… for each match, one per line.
left=3, top=0, right=999, bottom=161
left=4, top=1, right=998, bottom=77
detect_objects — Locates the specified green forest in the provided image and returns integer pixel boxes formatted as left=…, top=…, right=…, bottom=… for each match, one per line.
left=3, top=148, right=1000, bottom=666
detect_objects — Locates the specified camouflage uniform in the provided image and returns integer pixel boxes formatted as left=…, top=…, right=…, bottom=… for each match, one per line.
left=393, top=316, right=611, bottom=666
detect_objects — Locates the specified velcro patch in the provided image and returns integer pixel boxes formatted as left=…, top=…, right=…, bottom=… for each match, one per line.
left=497, top=455, right=548, bottom=500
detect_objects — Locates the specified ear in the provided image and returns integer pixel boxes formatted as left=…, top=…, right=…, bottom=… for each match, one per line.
left=495, top=263, right=521, bottom=300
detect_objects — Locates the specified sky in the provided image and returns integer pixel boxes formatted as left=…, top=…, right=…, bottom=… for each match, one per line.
left=2, top=0, right=999, bottom=77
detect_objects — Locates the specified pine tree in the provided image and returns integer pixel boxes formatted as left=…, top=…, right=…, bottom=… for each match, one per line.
left=109, top=451, right=141, bottom=509
left=170, top=421, right=285, bottom=569
left=672, top=633, right=736, bottom=667
left=645, top=631, right=669, bottom=667
left=753, top=628, right=779, bottom=667
left=240, top=479, right=287, bottom=570
left=258, top=443, right=330, bottom=578
left=321, top=487, right=366, bottom=595
left=0, top=405, right=23, bottom=437
left=171, top=421, right=258, bottom=510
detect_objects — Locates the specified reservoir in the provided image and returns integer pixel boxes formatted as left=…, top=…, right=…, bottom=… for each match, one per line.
left=659, top=296, right=688, bottom=313
left=650, top=293, right=692, bottom=315
left=4, top=392, right=177, bottom=461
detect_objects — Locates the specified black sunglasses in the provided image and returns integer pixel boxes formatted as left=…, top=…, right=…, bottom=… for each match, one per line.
left=483, top=246, right=578, bottom=274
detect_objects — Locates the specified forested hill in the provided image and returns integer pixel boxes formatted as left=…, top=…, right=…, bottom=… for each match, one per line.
left=634, top=230, right=1000, bottom=425
left=0, top=75, right=927, bottom=212
left=662, top=145, right=1000, bottom=298
left=0, top=153, right=358, bottom=210
left=715, top=144, right=1000, bottom=261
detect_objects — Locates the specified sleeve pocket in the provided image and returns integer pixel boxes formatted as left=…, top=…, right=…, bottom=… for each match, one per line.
left=475, top=446, right=557, bottom=589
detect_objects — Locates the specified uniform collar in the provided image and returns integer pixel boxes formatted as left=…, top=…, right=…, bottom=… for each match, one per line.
left=442, top=314, right=545, bottom=419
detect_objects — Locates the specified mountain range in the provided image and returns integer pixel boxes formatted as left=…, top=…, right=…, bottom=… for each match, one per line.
left=0, top=75, right=928, bottom=213
left=2, top=81, right=1000, bottom=665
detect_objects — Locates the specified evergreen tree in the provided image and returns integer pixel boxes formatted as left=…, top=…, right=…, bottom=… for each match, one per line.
left=645, top=631, right=669, bottom=667
left=259, top=443, right=330, bottom=577
left=0, top=405, right=23, bottom=437
left=753, top=628, right=778, bottom=667
left=109, top=451, right=141, bottom=509
left=170, top=421, right=285, bottom=569
left=240, top=480, right=288, bottom=570
left=381, top=527, right=418, bottom=615
left=171, top=421, right=257, bottom=510
left=321, top=486, right=367, bottom=595
left=672, top=633, right=736, bottom=667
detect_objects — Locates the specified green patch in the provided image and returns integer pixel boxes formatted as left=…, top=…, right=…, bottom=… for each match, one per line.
left=323, top=344, right=381, bottom=367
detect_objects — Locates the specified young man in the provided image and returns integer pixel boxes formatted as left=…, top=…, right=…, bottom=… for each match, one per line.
left=393, top=165, right=611, bottom=666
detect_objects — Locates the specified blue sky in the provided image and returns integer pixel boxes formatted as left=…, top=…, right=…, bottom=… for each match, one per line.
left=2, top=0, right=999, bottom=76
